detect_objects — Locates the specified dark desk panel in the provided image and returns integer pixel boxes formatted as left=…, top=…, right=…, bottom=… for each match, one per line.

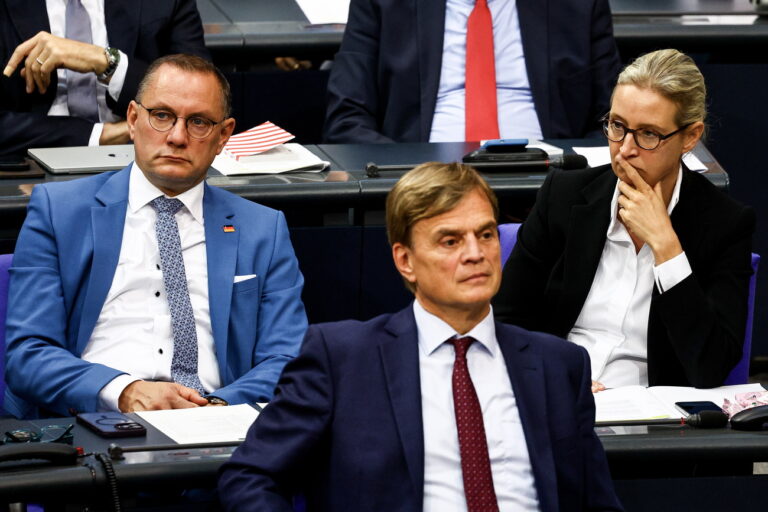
left=610, top=0, right=756, bottom=16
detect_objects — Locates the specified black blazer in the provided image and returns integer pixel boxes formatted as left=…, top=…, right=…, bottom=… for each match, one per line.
left=493, top=164, right=755, bottom=387
left=324, top=0, right=621, bottom=143
left=219, top=306, right=622, bottom=512
left=0, top=0, right=209, bottom=156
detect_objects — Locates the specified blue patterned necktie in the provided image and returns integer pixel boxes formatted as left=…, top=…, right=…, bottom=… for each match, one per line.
left=65, top=0, right=99, bottom=122
left=151, top=196, right=205, bottom=394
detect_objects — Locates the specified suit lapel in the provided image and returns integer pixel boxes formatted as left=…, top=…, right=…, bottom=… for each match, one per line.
left=104, top=0, right=139, bottom=55
left=203, top=185, right=238, bottom=379
left=496, top=324, right=557, bottom=512
left=669, top=170, right=704, bottom=258
left=76, top=169, right=131, bottom=353
left=558, top=170, right=615, bottom=333
left=378, top=307, right=425, bottom=505
left=6, top=0, right=50, bottom=40
left=416, top=0, right=447, bottom=140
left=517, top=0, right=550, bottom=136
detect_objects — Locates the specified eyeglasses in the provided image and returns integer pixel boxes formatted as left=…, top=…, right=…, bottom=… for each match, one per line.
left=136, top=102, right=223, bottom=140
left=4, top=424, right=74, bottom=445
left=602, top=117, right=692, bottom=150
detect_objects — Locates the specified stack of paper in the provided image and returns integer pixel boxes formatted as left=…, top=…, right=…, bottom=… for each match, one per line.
left=213, top=143, right=329, bottom=175
left=136, top=403, right=260, bottom=444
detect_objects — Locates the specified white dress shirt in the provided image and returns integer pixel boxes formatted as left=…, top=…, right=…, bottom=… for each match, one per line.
left=568, top=167, right=692, bottom=387
left=430, top=0, right=542, bottom=142
left=45, top=0, right=129, bottom=145
left=415, top=301, right=540, bottom=512
left=81, top=165, right=220, bottom=411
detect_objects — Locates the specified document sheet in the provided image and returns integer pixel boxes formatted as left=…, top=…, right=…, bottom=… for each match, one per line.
left=136, top=404, right=260, bottom=444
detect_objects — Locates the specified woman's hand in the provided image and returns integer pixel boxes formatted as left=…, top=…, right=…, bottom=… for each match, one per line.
left=615, top=155, right=683, bottom=264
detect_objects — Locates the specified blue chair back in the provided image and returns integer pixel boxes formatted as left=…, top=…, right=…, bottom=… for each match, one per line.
left=0, top=253, right=12, bottom=415
left=723, top=253, right=760, bottom=384
left=497, top=223, right=759, bottom=385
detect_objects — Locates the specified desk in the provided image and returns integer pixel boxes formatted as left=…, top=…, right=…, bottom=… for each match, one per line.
left=0, top=416, right=767, bottom=509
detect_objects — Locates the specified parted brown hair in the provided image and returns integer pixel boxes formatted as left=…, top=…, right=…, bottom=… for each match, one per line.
left=136, top=54, right=232, bottom=118
left=386, top=161, right=498, bottom=249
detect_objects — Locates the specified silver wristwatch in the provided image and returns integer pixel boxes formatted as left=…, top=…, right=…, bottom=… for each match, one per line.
left=97, top=46, right=120, bottom=83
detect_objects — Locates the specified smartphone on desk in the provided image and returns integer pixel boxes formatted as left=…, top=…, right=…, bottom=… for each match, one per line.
left=77, top=412, right=147, bottom=438
left=674, top=401, right=722, bottom=416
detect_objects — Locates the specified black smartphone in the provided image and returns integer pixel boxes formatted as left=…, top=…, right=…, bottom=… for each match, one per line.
left=0, top=155, right=30, bottom=172
left=674, top=401, right=722, bottom=415
left=76, top=412, right=147, bottom=438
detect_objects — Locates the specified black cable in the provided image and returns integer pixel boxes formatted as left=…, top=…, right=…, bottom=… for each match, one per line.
left=94, top=452, right=122, bottom=512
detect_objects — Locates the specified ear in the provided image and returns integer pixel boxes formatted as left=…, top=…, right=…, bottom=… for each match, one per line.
left=682, top=121, right=704, bottom=154
left=215, top=118, right=236, bottom=155
left=392, top=242, right=417, bottom=286
left=126, top=101, right=138, bottom=141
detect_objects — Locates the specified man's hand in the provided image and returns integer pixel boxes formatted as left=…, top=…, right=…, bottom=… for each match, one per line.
left=592, top=380, right=606, bottom=393
left=615, top=155, right=683, bottom=264
left=118, top=381, right=210, bottom=412
left=99, top=121, right=131, bottom=145
left=3, top=31, right=108, bottom=95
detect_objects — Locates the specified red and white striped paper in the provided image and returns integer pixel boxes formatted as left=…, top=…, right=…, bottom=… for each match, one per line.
left=224, top=121, right=295, bottom=160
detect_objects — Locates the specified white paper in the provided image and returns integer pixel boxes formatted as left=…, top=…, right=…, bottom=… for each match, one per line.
left=136, top=403, right=259, bottom=444
left=573, top=146, right=708, bottom=173
left=212, top=143, right=329, bottom=175
left=296, top=0, right=350, bottom=24
left=594, top=383, right=765, bottom=424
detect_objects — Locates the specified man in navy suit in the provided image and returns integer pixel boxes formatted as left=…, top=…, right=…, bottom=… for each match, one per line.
left=325, top=0, right=621, bottom=143
left=219, top=162, right=622, bottom=511
left=0, top=0, right=209, bottom=156
left=5, top=54, right=307, bottom=418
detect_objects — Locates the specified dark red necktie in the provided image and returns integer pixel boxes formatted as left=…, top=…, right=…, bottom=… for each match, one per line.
left=465, top=0, right=500, bottom=141
left=451, top=336, right=499, bottom=512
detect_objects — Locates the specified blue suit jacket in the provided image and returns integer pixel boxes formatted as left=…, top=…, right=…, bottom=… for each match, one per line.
left=324, top=0, right=621, bottom=143
left=5, top=167, right=308, bottom=418
left=0, top=0, right=209, bottom=156
left=218, top=306, right=622, bottom=512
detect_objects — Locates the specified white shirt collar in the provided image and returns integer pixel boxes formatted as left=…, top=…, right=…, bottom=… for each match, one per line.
left=128, top=163, right=205, bottom=224
left=607, top=164, right=683, bottom=239
left=413, top=300, right=498, bottom=358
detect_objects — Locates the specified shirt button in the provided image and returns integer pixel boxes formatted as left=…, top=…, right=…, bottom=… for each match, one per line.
left=155, top=291, right=160, bottom=297
left=156, top=264, right=161, bottom=270
left=158, top=348, right=163, bottom=354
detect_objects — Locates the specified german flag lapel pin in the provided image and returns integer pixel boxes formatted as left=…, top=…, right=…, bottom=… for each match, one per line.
left=222, top=225, right=236, bottom=233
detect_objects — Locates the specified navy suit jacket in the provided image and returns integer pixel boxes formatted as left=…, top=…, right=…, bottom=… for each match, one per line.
left=493, top=165, right=755, bottom=387
left=5, top=167, right=308, bottom=418
left=0, top=0, right=209, bottom=156
left=218, top=306, right=622, bottom=512
left=324, top=0, right=621, bottom=143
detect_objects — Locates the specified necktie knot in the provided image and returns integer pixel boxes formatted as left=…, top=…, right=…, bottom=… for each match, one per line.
left=151, top=196, right=185, bottom=216
left=451, top=336, right=475, bottom=360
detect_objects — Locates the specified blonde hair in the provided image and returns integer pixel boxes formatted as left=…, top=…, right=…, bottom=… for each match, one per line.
left=614, top=49, right=706, bottom=129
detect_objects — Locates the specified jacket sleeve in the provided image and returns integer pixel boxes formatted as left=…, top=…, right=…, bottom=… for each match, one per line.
left=653, top=204, right=756, bottom=387
left=324, top=0, right=395, bottom=143
left=5, top=185, right=125, bottom=417
left=218, top=325, right=334, bottom=512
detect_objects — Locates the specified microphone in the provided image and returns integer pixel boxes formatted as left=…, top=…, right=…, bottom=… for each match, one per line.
left=364, top=154, right=589, bottom=177
left=597, top=410, right=728, bottom=429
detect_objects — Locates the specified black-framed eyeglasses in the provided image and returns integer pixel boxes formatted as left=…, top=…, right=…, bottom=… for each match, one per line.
left=136, top=102, right=224, bottom=140
left=602, top=116, right=692, bottom=151
left=3, top=424, right=74, bottom=445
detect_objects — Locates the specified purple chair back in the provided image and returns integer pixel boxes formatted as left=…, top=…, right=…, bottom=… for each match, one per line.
left=723, top=253, right=760, bottom=385
left=498, top=223, right=521, bottom=266
left=0, top=253, right=12, bottom=415
left=497, top=223, right=759, bottom=385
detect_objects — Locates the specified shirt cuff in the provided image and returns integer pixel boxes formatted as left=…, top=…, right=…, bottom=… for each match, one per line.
left=653, top=251, right=692, bottom=293
left=89, top=123, right=104, bottom=146
left=98, top=374, right=141, bottom=412
left=105, top=51, right=128, bottom=103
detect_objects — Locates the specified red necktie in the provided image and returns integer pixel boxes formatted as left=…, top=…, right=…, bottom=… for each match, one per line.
left=451, top=337, right=499, bottom=512
left=465, top=0, right=500, bottom=141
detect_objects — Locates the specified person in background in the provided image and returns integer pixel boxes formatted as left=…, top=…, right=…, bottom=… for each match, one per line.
left=0, top=0, right=209, bottom=156
left=219, top=162, right=622, bottom=512
left=5, top=54, right=307, bottom=418
left=324, top=0, right=620, bottom=143
left=494, top=49, right=755, bottom=390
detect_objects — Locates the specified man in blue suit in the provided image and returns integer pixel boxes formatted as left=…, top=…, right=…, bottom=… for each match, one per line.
left=0, top=0, right=209, bottom=156
left=5, top=54, right=308, bottom=418
left=325, top=0, right=621, bottom=143
left=219, top=163, right=621, bottom=511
